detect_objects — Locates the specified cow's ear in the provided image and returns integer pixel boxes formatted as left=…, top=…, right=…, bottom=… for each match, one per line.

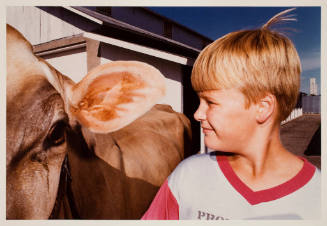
left=67, top=61, right=166, bottom=133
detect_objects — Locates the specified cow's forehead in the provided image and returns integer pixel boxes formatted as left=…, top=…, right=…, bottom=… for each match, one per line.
left=6, top=64, right=49, bottom=105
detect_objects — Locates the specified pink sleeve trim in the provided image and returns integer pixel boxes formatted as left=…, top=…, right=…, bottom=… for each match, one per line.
left=141, top=179, right=179, bottom=220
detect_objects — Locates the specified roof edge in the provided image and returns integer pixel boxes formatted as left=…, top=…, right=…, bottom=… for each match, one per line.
left=68, top=7, right=202, bottom=56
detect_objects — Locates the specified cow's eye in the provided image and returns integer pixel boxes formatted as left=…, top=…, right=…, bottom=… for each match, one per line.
left=47, top=121, right=67, bottom=147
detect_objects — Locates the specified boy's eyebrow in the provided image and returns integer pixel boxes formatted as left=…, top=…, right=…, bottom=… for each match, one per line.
left=198, top=92, right=213, bottom=98
left=197, top=92, right=208, bottom=97
left=197, top=92, right=219, bottom=102
left=197, top=93, right=208, bottom=99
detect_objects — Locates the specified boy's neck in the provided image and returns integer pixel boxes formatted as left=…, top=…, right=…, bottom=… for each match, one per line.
left=227, top=123, right=304, bottom=191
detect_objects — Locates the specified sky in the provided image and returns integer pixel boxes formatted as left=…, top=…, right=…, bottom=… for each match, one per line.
left=148, top=7, right=321, bottom=95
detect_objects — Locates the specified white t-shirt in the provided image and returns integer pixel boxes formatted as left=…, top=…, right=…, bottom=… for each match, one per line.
left=142, top=153, right=321, bottom=220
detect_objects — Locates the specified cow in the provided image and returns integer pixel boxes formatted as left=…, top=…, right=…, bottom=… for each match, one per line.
left=6, top=24, right=192, bottom=219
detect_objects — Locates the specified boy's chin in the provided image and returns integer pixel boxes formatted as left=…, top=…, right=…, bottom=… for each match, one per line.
left=206, top=147, right=218, bottom=153
left=204, top=140, right=233, bottom=154
left=204, top=141, right=224, bottom=153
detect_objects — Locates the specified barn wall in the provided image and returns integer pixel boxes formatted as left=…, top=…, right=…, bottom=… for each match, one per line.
left=6, top=6, right=190, bottom=117
left=41, top=48, right=87, bottom=83
left=6, top=6, right=41, bottom=45
left=6, top=6, right=98, bottom=45
left=100, top=43, right=183, bottom=113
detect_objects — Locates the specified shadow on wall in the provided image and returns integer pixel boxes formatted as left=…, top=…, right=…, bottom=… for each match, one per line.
left=304, top=125, right=321, bottom=169
left=182, top=65, right=201, bottom=156
left=280, top=115, right=321, bottom=169
left=305, top=125, right=321, bottom=156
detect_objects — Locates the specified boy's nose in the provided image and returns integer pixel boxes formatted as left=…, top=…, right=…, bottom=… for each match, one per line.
left=194, top=106, right=206, bottom=122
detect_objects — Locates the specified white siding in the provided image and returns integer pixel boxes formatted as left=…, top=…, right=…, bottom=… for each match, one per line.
left=6, top=6, right=41, bottom=45
left=161, top=79, right=182, bottom=114
left=6, top=6, right=87, bottom=45
left=42, top=48, right=87, bottom=83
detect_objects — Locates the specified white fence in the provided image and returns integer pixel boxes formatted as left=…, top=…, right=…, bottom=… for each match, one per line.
left=281, top=108, right=303, bottom=125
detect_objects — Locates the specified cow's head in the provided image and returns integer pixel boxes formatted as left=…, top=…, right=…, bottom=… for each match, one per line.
left=6, top=24, right=166, bottom=219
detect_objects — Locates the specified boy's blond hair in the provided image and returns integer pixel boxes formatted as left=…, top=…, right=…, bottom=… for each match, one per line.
left=191, top=8, right=301, bottom=121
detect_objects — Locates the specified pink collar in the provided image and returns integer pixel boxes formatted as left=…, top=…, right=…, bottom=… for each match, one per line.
left=217, top=155, right=316, bottom=205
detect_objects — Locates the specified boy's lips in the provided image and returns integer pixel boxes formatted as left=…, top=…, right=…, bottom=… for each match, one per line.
left=202, top=126, right=213, bottom=134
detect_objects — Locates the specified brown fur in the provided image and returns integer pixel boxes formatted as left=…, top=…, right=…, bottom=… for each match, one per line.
left=59, top=104, right=190, bottom=219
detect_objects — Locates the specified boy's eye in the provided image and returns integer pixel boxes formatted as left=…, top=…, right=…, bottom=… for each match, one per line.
left=206, top=99, right=218, bottom=106
left=198, top=96, right=219, bottom=106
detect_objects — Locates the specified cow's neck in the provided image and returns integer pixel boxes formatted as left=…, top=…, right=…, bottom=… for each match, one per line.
left=80, top=127, right=123, bottom=170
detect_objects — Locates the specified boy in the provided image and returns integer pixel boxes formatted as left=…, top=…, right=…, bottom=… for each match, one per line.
left=141, top=8, right=321, bottom=220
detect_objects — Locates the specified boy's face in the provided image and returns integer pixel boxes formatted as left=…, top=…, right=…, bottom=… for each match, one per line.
left=194, top=88, right=257, bottom=153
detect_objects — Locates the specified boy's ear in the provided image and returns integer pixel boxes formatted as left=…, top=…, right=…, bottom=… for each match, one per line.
left=256, top=93, right=276, bottom=124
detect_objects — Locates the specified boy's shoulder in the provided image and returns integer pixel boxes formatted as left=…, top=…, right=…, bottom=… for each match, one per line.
left=167, top=152, right=231, bottom=204
left=176, top=151, right=229, bottom=167
left=306, top=163, right=320, bottom=188
left=175, top=152, right=217, bottom=169
left=168, top=152, right=224, bottom=184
